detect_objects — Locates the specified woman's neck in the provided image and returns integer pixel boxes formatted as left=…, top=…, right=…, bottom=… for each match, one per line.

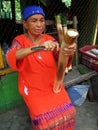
left=25, top=33, right=43, bottom=45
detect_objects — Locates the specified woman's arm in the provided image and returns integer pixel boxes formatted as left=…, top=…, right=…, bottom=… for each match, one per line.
left=10, top=39, right=42, bottom=60
left=12, top=39, right=60, bottom=60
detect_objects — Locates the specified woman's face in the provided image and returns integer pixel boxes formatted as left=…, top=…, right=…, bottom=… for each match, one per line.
left=23, top=14, right=45, bottom=36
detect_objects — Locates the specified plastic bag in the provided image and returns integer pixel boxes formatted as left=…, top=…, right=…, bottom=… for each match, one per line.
left=67, top=84, right=90, bottom=106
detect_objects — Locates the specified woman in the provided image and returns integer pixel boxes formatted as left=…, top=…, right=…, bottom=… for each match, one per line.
left=6, top=5, right=76, bottom=130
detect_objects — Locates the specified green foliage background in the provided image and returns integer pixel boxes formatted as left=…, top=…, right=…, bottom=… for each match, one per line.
left=2, top=0, right=21, bottom=20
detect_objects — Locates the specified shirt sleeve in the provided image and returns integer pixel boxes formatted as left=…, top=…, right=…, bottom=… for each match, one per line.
left=53, top=49, right=60, bottom=61
left=6, top=39, right=24, bottom=72
left=11, top=39, right=22, bottom=49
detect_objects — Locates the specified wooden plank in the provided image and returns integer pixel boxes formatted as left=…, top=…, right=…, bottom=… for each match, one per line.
left=0, top=68, right=14, bottom=75
left=0, top=46, right=5, bottom=69
left=64, top=64, right=97, bottom=88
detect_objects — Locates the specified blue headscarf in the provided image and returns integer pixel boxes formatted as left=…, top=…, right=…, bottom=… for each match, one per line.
left=22, top=5, right=45, bottom=20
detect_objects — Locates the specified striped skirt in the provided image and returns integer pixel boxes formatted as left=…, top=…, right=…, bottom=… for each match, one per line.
left=31, top=102, right=76, bottom=130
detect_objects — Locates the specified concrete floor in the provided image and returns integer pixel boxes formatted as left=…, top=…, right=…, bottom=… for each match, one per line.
left=0, top=99, right=98, bottom=130
left=75, top=100, right=98, bottom=130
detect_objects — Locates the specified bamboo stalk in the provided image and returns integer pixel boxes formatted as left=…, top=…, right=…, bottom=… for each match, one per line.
left=53, top=23, right=79, bottom=93
left=55, top=15, right=64, bottom=45
left=62, top=15, right=67, bottom=37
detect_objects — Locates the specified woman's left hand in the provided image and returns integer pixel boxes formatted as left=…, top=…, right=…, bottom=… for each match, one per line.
left=61, top=43, right=77, bottom=56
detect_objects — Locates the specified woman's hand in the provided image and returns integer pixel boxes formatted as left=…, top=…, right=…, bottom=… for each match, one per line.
left=61, top=43, right=76, bottom=56
left=42, top=40, right=59, bottom=51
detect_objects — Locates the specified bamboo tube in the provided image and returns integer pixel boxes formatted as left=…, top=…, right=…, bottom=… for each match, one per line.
left=53, top=28, right=79, bottom=93
left=64, top=29, right=79, bottom=45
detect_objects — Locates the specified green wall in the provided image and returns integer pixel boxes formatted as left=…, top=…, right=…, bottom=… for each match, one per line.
left=0, top=72, right=24, bottom=113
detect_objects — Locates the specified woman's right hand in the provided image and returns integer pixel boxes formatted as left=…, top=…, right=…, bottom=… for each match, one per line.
left=42, top=40, right=59, bottom=51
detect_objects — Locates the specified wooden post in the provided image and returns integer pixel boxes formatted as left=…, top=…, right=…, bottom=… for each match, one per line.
left=73, top=16, right=78, bottom=66
left=93, top=18, right=98, bottom=45
left=0, top=46, right=5, bottom=69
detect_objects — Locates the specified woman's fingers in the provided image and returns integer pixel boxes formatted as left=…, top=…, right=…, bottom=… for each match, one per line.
left=43, top=40, right=59, bottom=51
left=61, top=43, right=76, bottom=55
